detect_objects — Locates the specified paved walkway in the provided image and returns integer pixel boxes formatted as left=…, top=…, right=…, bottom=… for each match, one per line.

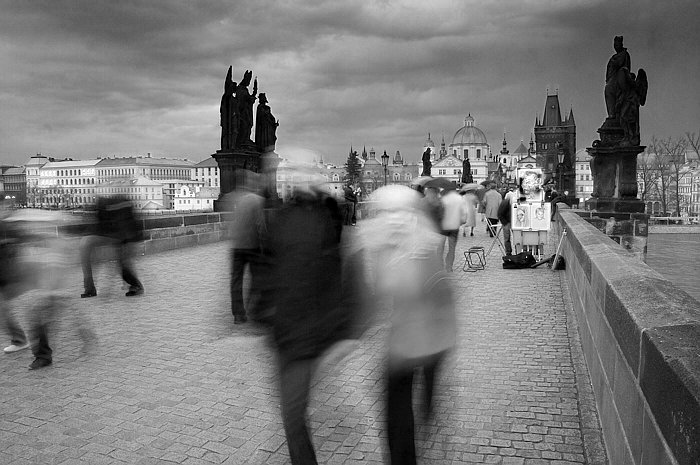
left=0, top=223, right=607, bottom=464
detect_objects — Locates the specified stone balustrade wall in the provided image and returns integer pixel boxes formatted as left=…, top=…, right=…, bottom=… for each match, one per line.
left=555, top=209, right=700, bottom=465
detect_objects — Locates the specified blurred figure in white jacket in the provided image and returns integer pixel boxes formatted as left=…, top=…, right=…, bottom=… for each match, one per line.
left=364, top=185, right=457, bottom=465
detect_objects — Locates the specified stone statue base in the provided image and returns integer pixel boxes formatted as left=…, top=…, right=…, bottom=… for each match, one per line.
left=584, top=119, right=648, bottom=258
left=211, top=144, right=281, bottom=212
left=587, top=120, right=645, bottom=211
left=212, top=145, right=261, bottom=212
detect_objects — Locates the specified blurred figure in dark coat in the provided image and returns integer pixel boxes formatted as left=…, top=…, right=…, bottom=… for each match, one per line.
left=266, top=177, right=361, bottom=465
left=80, top=195, right=144, bottom=298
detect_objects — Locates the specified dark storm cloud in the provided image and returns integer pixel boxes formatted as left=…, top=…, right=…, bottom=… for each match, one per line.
left=0, top=0, right=698, bottom=165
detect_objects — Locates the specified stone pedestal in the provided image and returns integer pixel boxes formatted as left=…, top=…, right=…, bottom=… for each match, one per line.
left=212, top=144, right=261, bottom=212
left=211, top=144, right=281, bottom=212
left=584, top=119, right=649, bottom=259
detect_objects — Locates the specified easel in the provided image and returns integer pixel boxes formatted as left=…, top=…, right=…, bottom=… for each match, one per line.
left=485, top=222, right=507, bottom=257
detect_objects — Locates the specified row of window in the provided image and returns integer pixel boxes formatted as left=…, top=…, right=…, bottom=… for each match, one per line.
left=452, top=149, right=483, bottom=159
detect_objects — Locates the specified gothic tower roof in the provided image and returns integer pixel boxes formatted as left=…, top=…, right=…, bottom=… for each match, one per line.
left=541, top=94, right=562, bottom=127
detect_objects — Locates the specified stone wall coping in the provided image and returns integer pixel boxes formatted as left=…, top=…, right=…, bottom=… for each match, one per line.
left=558, top=209, right=700, bottom=464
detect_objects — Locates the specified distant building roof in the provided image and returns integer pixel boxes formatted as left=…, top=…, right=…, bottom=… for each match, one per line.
left=97, top=157, right=194, bottom=167
left=575, top=148, right=591, bottom=162
left=194, top=157, right=218, bottom=168
left=513, top=142, right=529, bottom=155
left=3, top=167, right=25, bottom=175
left=43, top=159, right=101, bottom=169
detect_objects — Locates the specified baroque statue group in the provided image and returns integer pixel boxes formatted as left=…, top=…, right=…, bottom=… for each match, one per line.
left=220, top=66, right=279, bottom=153
left=599, top=35, right=648, bottom=148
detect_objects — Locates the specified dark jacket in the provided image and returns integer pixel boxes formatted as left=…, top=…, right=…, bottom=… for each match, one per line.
left=267, top=192, right=357, bottom=362
left=497, top=198, right=512, bottom=226
left=95, top=196, right=141, bottom=242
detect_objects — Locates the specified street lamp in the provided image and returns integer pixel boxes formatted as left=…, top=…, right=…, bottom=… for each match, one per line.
left=557, top=144, right=566, bottom=197
left=381, top=151, right=389, bottom=186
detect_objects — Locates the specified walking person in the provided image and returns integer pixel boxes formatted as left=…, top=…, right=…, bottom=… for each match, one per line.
left=7, top=209, right=96, bottom=369
left=0, top=202, right=28, bottom=354
left=482, top=182, right=502, bottom=237
left=224, top=170, right=269, bottom=324
left=80, top=195, right=144, bottom=298
left=266, top=178, right=360, bottom=465
left=459, top=184, right=479, bottom=237
left=365, top=185, right=457, bottom=465
left=437, top=188, right=466, bottom=272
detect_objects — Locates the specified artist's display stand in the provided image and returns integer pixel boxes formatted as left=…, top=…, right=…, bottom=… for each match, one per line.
left=512, top=230, right=547, bottom=260
left=510, top=168, right=551, bottom=261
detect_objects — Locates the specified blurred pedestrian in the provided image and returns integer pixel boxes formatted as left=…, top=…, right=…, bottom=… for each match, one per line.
left=365, top=185, right=457, bottom=465
left=0, top=201, right=28, bottom=354
left=80, top=195, right=144, bottom=298
left=482, top=182, right=502, bottom=237
left=266, top=179, right=361, bottom=465
left=6, top=209, right=96, bottom=369
left=419, top=186, right=443, bottom=233
left=438, top=188, right=466, bottom=272
left=343, top=185, right=358, bottom=226
left=224, top=170, right=269, bottom=324
left=459, top=184, right=479, bottom=237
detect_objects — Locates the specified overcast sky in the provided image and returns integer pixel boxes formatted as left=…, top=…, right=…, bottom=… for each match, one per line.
left=1, top=0, right=698, bottom=167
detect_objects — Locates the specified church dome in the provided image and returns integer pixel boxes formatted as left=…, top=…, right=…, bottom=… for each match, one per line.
left=425, top=133, right=435, bottom=147
left=452, top=114, right=488, bottom=146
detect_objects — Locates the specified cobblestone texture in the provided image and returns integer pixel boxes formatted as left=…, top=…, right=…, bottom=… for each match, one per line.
left=0, top=223, right=607, bottom=464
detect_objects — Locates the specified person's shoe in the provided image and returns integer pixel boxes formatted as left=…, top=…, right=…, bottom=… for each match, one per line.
left=4, top=343, right=30, bottom=354
left=81, top=290, right=97, bottom=298
left=234, top=315, right=248, bottom=324
left=470, top=232, right=474, bottom=236
left=125, top=287, right=144, bottom=297
left=28, top=358, right=52, bottom=370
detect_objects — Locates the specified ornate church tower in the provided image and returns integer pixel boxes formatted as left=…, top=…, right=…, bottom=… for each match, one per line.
left=534, top=91, right=576, bottom=195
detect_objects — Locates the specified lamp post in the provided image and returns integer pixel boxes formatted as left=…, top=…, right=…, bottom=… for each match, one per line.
left=557, top=144, right=566, bottom=198
left=381, top=151, right=389, bottom=186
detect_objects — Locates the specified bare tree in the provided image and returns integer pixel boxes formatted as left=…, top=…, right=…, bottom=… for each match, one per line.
left=687, top=131, right=700, bottom=159
left=649, top=136, right=689, bottom=216
left=637, top=146, right=661, bottom=208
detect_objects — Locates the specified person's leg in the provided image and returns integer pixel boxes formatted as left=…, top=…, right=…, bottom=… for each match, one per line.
left=387, top=363, right=417, bottom=465
left=80, top=235, right=99, bottom=296
left=29, top=296, right=57, bottom=369
left=279, top=358, right=317, bottom=465
left=436, top=234, right=447, bottom=264
left=502, top=223, right=512, bottom=255
left=230, top=248, right=248, bottom=320
left=120, top=242, right=144, bottom=295
left=249, top=250, right=274, bottom=323
left=1, top=297, right=27, bottom=350
left=445, top=230, right=458, bottom=271
left=422, top=352, right=445, bottom=420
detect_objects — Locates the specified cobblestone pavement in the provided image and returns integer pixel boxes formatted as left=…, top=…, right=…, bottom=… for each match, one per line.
left=0, top=222, right=607, bottom=464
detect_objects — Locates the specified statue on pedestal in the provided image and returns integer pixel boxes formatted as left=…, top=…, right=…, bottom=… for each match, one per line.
left=219, top=66, right=238, bottom=151
left=461, top=158, right=473, bottom=184
left=255, top=93, right=279, bottom=152
left=599, top=36, right=648, bottom=147
left=587, top=36, right=648, bottom=212
left=235, top=70, right=257, bottom=147
left=421, top=148, right=432, bottom=177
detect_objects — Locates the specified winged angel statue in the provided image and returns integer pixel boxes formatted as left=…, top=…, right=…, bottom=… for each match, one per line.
left=617, top=67, right=648, bottom=147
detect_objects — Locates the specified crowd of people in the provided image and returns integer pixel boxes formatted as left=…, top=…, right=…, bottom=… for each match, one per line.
left=1, top=170, right=566, bottom=464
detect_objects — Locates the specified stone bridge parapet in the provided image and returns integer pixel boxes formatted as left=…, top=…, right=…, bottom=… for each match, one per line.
left=555, top=209, right=700, bottom=465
